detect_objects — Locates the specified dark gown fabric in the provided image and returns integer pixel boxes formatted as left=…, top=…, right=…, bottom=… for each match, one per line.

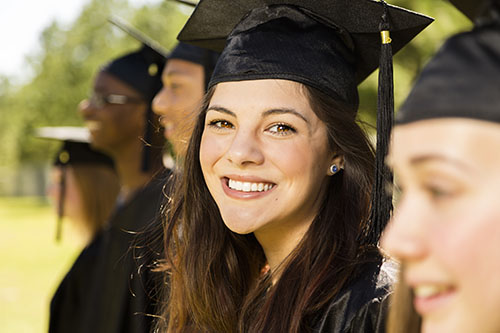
left=313, top=261, right=391, bottom=333
left=49, top=173, right=167, bottom=333
left=49, top=233, right=103, bottom=333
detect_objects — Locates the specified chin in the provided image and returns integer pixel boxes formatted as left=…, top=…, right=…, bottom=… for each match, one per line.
left=422, top=315, right=472, bottom=333
left=222, top=221, right=255, bottom=235
left=219, top=213, right=259, bottom=235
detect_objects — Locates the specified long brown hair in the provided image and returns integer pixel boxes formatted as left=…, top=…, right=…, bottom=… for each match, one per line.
left=71, top=164, right=120, bottom=239
left=158, top=84, right=379, bottom=332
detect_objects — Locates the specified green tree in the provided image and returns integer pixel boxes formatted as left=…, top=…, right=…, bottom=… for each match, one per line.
left=0, top=0, right=187, bottom=168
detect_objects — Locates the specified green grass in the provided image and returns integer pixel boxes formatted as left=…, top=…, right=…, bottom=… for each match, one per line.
left=0, top=197, right=81, bottom=333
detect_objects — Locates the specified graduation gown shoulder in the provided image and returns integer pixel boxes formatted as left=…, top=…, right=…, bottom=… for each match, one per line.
left=313, top=261, right=392, bottom=333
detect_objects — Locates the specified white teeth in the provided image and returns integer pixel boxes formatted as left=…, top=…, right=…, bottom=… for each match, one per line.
left=413, top=285, right=450, bottom=298
left=227, top=179, right=274, bottom=192
left=86, top=121, right=101, bottom=130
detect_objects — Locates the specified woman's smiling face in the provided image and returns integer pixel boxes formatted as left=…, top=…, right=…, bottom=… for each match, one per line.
left=382, top=118, right=500, bottom=333
left=200, top=79, right=334, bottom=238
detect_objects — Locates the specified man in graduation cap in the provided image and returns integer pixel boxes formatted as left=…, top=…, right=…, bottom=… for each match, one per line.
left=74, top=29, right=168, bottom=333
left=381, top=1, right=500, bottom=332
left=152, top=42, right=219, bottom=157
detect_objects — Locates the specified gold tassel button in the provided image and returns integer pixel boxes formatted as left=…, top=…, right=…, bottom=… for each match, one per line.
left=381, top=30, right=392, bottom=44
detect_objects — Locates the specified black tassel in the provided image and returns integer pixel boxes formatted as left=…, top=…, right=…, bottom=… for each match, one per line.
left=56, top=165, right=67, bottom=242
left=366, top=0, right=394, bottom=246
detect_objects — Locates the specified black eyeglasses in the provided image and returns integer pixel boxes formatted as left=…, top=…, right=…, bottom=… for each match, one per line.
left=89, top=93, right=144, bottom=109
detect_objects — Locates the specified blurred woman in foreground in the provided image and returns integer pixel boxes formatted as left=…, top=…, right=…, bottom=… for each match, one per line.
left=382, top=2, right=500, bottom=332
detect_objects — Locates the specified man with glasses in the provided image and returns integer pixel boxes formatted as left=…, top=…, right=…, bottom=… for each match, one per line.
left=49, top=43, right=167, bottom=333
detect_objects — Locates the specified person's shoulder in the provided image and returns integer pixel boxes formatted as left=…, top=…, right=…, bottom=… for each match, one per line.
left=314, top=261, right=392, bottom=333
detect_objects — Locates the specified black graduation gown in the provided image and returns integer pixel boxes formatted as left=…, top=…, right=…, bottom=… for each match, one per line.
left=49, top=233, right=103, bottom=332
left=49, top=174, right=166, bottom=333
left=313, top=261, right=391, bottom=333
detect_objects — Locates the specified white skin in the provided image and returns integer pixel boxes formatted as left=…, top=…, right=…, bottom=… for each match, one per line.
left=381, top=118, right=500, bottom=333
left=152, top=58, right=205, bottom=156
left=200, top=79, right=340, bottom=271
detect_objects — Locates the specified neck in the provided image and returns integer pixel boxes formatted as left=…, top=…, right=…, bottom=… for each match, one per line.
left=254, top=218, right=313, bottom=280
left=110, top=142, right=155, bottom=201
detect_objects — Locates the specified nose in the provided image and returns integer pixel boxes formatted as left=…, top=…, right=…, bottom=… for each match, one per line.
left=226, top=128, right=265, bottom=167
left=78, top=98, right=95, bottom=120
left=380, top=195, right=428, bottom=262
left=152, top=87, right=170, bottom=116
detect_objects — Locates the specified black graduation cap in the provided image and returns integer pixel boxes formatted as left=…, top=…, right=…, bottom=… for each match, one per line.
left=172, top=0, right=198, bottom=7
left=396, top=15, right=500, bottom=124
left=177, top=0, right=432, bottom=245
left=37, top=127, right=115, bottom=241
left=106, top=16, right=168, bottom=172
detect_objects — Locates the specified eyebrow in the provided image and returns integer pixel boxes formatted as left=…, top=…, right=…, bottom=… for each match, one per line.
left=206, top=106, right=309, bottom=124
left=409, top=154, right=471, bottom=172
left=206, top=105, right=236, bottom=117
left=263, top=108, right=309, bottom=124
left=165, top=70, right=193, bottom=78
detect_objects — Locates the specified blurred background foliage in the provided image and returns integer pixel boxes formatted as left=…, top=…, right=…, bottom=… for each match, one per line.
left=0, top=0, right=188, bottom=172
left=0, top=0, right=471, bottom=191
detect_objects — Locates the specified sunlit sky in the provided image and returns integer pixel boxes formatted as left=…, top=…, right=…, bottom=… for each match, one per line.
left=0, top=0, right=162, bottom=82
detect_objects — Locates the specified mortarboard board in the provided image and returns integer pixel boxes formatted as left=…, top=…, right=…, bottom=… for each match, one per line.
left=37, top=127, right=115, bottom=241
left=177, top=0, right=433, bottom=245
left=396, top=14, right=500, bottom=125
left=167, top=1, right=220, bottom=89
left=106, top=17, right=168, bottom=172
left=172, top=0, right=198, bottom=7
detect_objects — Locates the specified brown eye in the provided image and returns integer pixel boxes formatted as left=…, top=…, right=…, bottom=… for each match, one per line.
left=208, top=120, right=234, bottom=129
left=267, top=123, right=296, bottom=136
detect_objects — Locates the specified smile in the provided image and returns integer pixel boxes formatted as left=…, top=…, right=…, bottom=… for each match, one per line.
left=227, top=178, right=274, bottom=192
left=412, top=283, right=456, bottom=315
left=85, top=121, right=101, bottom=131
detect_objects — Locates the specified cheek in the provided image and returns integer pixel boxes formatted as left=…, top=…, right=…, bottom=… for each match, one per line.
left=200, top=132, right=226, bottom=177
left=435, top=200, right=500, bottom=301
left=267, top=139, right=328, bottom=184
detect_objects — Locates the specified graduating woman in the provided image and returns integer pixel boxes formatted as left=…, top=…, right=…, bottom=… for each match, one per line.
left=382, top=1, right=500, bottom=332
left=158, top=0, right=431, bottom=331
left=38, top=127, right=120, bottom=332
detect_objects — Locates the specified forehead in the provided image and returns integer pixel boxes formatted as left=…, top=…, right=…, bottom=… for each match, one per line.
left=164, top=58, right=204, bottom=78
left=209, top=79, right=311, bottom=111
left=94, top=71, right=141, bottom=96
left=390, top=118, right=500, bottom=171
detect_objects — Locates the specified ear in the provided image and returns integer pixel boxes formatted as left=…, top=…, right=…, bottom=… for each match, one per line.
left=327, top=153, right=344, bottom=176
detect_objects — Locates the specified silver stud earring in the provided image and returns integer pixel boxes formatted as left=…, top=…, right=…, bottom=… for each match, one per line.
left=329, top=164, right=338, bottom=175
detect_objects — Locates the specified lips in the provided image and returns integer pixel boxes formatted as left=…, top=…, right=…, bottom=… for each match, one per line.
left=411, top=283, right=456, bottom=315
left=160, top=118, right=174, bottom=139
